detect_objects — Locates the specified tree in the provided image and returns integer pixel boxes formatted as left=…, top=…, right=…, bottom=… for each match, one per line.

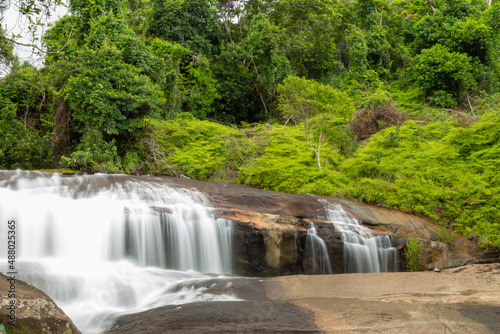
left=278, top=76, right=355, bottom=172
left=65, top=44, right=165, bottom=137
left=147, top=0, right=221, bottom=56
left=411, top=5, right=491, bottom=61
left=0, top=27, right=16, bottom=75
left=270, top=0, right=344, bottom=80
left=212, top=13, right=291, bottom=121
left=0, top=94, right=51, bottom=169
left=413, top=44, right=476, bottom=106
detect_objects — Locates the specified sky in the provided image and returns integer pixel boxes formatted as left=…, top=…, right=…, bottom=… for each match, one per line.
left=1, top=0, right=68, bottom=67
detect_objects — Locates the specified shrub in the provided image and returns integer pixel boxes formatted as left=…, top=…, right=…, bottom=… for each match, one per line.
left=60, top=129, right=122, bottom=173
left=0, top=96, right=52, bottom=169
left=405, top=237, right=423, bottom=272
left=413, top=44, right=476, bottom=104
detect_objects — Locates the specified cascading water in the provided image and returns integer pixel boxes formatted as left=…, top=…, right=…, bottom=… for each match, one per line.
left=0, top=170, right=237, bottom=333
left=321, top=201, right=399, bottom=273
left=306, top=224, right=332, bottom=275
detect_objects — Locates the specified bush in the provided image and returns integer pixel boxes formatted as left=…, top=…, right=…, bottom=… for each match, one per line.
left=141, top=114, right=258, bottom=180
left=405, top=237, right=423, bottom=272
left=60, top=129, right=122, bottom=173
left=413, top=44, right=476, bottom=104
left=351, top=89, right=405, bottom=141
left=0, top=96, right=52, bottom=169
left=432, top=228, right=455, bottom=244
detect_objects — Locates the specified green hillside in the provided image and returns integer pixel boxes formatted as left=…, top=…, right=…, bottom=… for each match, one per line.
left=0, top=0, right=499, bottom=248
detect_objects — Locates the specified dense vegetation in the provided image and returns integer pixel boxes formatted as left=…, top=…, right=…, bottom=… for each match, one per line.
left=0, top=0, right=499, bottom=248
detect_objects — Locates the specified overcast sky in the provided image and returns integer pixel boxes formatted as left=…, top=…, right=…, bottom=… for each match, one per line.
left=1, top=0, right=68, bottom=67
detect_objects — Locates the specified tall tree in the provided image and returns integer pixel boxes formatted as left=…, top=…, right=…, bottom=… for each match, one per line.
left=271, top=0, right=345, bottom=80
left=147, top=0, right=221, bottom=56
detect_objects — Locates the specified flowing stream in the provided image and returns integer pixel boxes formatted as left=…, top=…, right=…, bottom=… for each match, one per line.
left=0, top=171, right=237, bottom=333
left=306, top=224, right=332, bottom=274
left=322, top=201, right=399, bottom=273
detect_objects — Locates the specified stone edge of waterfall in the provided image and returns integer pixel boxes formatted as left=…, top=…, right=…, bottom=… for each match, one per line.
left=0, top=272, right=81, bottom=334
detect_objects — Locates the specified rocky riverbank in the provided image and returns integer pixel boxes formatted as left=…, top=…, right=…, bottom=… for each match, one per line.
left=3, top=265, right=499, bottom=333
left=106, top=264, right=500, bottom=333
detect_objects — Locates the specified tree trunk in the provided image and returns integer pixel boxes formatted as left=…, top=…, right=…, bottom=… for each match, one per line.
left=52, top=98, right=71, bottom=165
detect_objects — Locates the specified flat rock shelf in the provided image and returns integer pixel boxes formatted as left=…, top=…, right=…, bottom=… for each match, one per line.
left=106, top=268, right=500, bottom=333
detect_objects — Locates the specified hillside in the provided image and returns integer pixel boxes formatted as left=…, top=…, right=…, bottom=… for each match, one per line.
left=0, top=0, right=499, bottom=249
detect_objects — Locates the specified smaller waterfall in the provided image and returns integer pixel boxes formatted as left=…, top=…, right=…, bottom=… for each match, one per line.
left=306, top=224, right=332, bottom=275
left=322, top=201, right=398, bottom=273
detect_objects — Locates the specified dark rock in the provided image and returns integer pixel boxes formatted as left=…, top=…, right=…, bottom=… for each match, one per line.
left=105, top=301, right=319, bottom=333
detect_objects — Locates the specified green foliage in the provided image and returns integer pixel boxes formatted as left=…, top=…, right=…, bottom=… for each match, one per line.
left=212, top=42, right=261, bottom=123
left=411, top=3, right=489, bottom=58
left=244, top=13, right=293, bottom=118
left=147, top=0, right=221, bottom=55
left=432, top=227, right=455, bottom=244
left=69, top=0, right=129, bottom=37
left=141, top=114, right=257, bottom=180
left=413, top=44, right=476, bottom=105
left=405, top=237, right=423, bottom=272
left=0, top=62, right=54, bottom=135
left=0, top=96, right=52, bottom=169
left=125, top=0, right=153, bottom=35
left=278, top=77, right=355, bottom=120
left=238, top=126, right=349, bottom=194
left=180, top=55, right=220, bottom=117
left=148, top=38, right=219, bottom=117
left=60, top=128, right=122, bottom=173
left=346, top=25, right=369, bottom=74
left=211, top=12, right=293, bottom=121
left=86, top=12, right=163, bottom=80
left=278, top=76, right=355, bottom=172
left=271, top=0, right=344, bottom=79
left=0, top=27, right=17, bottom=73
left=65, top=44, right=165, bottom=136
left=409, top=0, right=500, bottom=97
left=340, top=117, right=500, bottom=248
left=366, top=24, right=392, bottom=76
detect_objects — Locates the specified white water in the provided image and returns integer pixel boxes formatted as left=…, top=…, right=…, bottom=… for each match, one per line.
left=306, top=224, right=332, bottom=274
left=0, top=171, right=237, bottom=333
left=322, top=201, right=398, bottom=273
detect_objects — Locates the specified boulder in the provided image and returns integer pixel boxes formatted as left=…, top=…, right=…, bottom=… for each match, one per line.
left=0, top=273, right=80, bottom=334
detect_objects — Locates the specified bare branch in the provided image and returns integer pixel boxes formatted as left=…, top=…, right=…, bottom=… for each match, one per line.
left=0, top=26, right=73, bottom=54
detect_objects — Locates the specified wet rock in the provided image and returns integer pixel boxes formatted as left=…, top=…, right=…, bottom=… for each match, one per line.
left=0, top=273, right=80, bottom=334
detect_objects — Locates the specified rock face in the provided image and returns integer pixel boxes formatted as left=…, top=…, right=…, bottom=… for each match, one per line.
left=106, top=268, right=500, bottom=333
left=0, top=273, right=80, bottom=334
left=164, top=176, right=498, bottom=274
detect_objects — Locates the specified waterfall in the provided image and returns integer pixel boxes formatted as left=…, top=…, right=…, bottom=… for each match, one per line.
left=0, top=170, right=236, bottom=333
left=306, top=224, right=332, bottom=275
left=321, top=201, right=398, bottom=273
